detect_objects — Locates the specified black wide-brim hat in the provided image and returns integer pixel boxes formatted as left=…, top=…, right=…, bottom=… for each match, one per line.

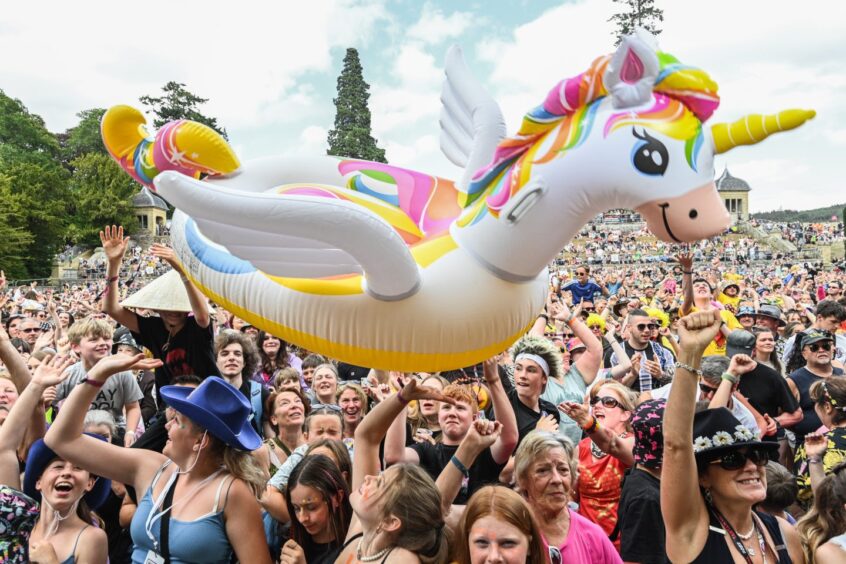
left=160, top=376, right=261, bottom=451
left=756, top=304, right=786, bottom=327
left=24, top=434, right=112, bottom=510
left=692, top=408, right=779, bottom=465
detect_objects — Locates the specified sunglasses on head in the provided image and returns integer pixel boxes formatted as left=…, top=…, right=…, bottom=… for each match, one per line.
left=709, top=448, right=770, bottom=471
left=635, top=323, right=658, bottom=331
left=549, top=546, right=562, bottom=564
left=808, top=342, right=833, bottom=353
left=590, top=396, right=622, bottom=409
left=312, top=404, right=342, bottom=414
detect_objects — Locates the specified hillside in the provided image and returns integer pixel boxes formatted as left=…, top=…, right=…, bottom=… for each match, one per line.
left=752, top=204, right=845, bottom=223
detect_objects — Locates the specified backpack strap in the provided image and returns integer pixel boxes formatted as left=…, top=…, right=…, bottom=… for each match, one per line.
left=250, top=381, right=263, bottom=426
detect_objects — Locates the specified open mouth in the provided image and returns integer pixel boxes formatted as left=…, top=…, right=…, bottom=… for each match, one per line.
left=659, top=203, right=682, bottom=243
left=55, top=481, right=74, bottom=493
left=738, top=477, right=762, bottom=486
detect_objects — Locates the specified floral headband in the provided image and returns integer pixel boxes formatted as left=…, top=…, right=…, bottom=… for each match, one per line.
left=693, top=425, right=755, bottom=453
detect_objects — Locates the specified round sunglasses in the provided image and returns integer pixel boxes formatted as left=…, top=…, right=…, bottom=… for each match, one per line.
left=709, top=448, right=770, bottom=471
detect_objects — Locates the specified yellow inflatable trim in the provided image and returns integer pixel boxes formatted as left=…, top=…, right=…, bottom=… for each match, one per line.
left=188, top=270, right=529, bottom=372
left=264, top=235, right=459, bottom=296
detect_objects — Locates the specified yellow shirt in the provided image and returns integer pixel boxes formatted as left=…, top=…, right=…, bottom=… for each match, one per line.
left=717, top=292, right=741, bottom=310
left=686, top=305, right=742, bottom=356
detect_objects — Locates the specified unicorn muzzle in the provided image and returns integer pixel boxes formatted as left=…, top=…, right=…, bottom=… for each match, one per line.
left=636, top=182, right=730, bottom=243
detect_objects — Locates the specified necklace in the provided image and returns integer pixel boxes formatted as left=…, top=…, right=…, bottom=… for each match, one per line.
left=737, top=524, right=756, bottom=540
left=356, top=539, right=392, bottom=562
left=590, top=440, right=607, bottom=458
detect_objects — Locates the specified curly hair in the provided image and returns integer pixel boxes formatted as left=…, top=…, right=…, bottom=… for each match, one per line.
left=510, top=335, right=563, bottom=379
left=214, top=330, right=260, bottom=378
left=256, top=330, right=291, bottom=376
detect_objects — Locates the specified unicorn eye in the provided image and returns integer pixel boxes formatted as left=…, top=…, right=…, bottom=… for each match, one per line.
left=631, top=128, right=668, bottom=176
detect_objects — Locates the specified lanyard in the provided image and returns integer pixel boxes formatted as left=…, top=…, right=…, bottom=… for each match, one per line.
left=711, top=506, right=757, bottom=564
left=145, top=468, right=224, bottom=552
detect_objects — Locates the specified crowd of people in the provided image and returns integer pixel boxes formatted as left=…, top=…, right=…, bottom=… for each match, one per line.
left=0, top=219, right=845, bottom=563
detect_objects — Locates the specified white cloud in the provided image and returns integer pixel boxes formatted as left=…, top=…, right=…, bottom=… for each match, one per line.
left=407, top=3, right=474, bottom=45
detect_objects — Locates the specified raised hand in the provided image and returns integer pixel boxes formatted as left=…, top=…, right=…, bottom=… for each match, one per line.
left=677, top=310, right=722, bottom=357
left=31, top=354, right=75, bottom=388
left=558, top=400, right=592, bottom=428
left=399, top=378, right=457, bottom=405
left=728, top=354, right=757, bottom=377
left=89, top=353, right=163, bottom=382
left=676, top=251, right=694, bottom=273
left=279, top=539, right=307, bottom=564
left=33, top=329, right=55, bottom=351
left=0, top=270, right=6, bottom=290
left=804, top=432, right=828, bottom=459
left=464, top=419, right=502, bottom=452
left=150, top=243, right=181, bottom=271
left=100, top=225, right=130, bottom=263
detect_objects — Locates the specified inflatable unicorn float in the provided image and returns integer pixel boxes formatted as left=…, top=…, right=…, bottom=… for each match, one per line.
left=102, top=31, right=814, bottom=371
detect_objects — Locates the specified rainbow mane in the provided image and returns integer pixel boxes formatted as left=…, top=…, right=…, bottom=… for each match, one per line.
left=461, top=50, right=720, bottom=225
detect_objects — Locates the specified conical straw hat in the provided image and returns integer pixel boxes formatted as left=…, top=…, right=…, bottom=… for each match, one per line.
left=121, top=269, right=192, bottom=312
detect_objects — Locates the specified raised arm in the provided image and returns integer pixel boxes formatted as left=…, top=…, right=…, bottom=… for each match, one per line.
left=150, top=243, right=210, bottom=328
left=550, top=300, right=602, bottom=385
left=802, top=432, right=829, bottom=495
left=0, top=325, right=31, bottom=391
left=352, top=379, right=454, bottom=493
left=483, top=358, right=518, bottom=464
left=383, top=397, right=419, bottom=466
left=0, top=354, right=74, bottom=489
left=604, top=320, right=632, bottom=380
left=678, top=252, right=695, bottom=317
left=44, top=353, right=165, bottom=493
left=558, top=400, right=634, bottom=466
left=100, top=225, right=140, bottom=333
left=661, top=309, right=722, bottom=563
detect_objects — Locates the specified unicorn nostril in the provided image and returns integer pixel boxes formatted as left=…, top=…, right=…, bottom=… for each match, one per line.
left=689, top=209, right=698, bottom=219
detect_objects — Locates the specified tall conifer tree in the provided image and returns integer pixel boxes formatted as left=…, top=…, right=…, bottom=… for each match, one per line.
left=608, top=0, right=664, bottom=45
left=327, top=48, right=386, bottom=162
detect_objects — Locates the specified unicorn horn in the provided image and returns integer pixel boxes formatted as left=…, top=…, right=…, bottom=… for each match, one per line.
left=711, top=109, right=815, bottom=154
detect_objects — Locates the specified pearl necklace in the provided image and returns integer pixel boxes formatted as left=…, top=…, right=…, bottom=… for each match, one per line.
left=356, top=539, right=392, bottom=562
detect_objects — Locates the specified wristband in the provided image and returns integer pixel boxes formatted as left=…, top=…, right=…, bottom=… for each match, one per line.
left=720, top=371, right=739, bottom=385
left=126, top=430, right=136, bottom=436
left=396, top=388, right=409, bottom=406
left=538, top=313, right=549, bottom=322
left=106, top=276, right=118, bottom=284
left=83, top=378, right=105, bottom=388
left=808, top=456, right=823, bottom=465
left=450, top=455, right=469, bottom=476
left=674, top=361, right=703, bottom=377
left=683, top=271, right=693, bottom=275
left=581, top=416, right=600, bottom=434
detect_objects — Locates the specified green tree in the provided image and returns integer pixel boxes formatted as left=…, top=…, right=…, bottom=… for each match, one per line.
left=0, top=161, right=71, bottom=277
left=66, top=153, right=138, bottom=246
left=0, top=175, right=35, bottom=278
left=140, top=81, right=227, bottom=139
left=0, top=90, right=60, bottom=167
left=327, top=48, right=386, bottom=163
left=609, top=0, right=664, bottom=45
left=60, top=108, right=107, bottom=164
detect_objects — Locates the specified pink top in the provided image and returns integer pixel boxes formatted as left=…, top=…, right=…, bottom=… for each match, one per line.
left=542, top=508, right=622, bottom=563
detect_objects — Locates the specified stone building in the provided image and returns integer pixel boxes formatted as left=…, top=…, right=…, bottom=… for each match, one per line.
left=716, top=167, right=750, bottom=222
left=132, top=186, right=169, bottom=236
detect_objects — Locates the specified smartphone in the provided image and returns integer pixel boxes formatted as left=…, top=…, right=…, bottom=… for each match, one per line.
left=359, top=377, right=371, bottom=389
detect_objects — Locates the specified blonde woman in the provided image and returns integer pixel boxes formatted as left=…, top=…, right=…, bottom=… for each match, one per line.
left=559, top=380, right=637, bottom=546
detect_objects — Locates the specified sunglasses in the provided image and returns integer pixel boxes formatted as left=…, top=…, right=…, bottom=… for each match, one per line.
left=709, top=448, right=770, bottom=471
left=590, top=396, right=622, bottom=409
left=549, top=546, right=562, bottom=564
left=635, top=323, right=658, bottom=331
left=311, top=404, right=342, bottom=414
left=808, top=342, right=833, bottom=353
left=21, top=328, right=42, bottom=333
left=699, top=383, right=719, bottom=395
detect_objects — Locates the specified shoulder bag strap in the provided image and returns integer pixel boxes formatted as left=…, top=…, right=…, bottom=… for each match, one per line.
left=160, top=473, right=178, bottom=564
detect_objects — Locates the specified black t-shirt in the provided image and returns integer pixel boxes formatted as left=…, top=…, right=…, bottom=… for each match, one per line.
left=618, top=468, right=670, bottom=564
left=500, top=375, right=562, bottom=444
left=131, top=314, right=219, bottom=396
left=788, top=366, right=845, bottom=441
left=410, top=441, right=505, bottom=505
left=738, top=363, right=799, bottom=419
left=336, top=362, right=370, bottom=382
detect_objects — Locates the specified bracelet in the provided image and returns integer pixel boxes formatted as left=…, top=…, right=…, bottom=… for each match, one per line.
left=126, top=430, right=136, bottom=436
left=808, top=456, right=823, bottom=465
left=450, top=455, right=469, bottom=476
left=581, top=416, right=600, bottom=433
left=566, top=314, right=577, bottom=325
left=538, top=313, right=549, bottom=322
left=106, top=275, right=118, bottom=284
left=674, top=361, right=703, bottom=377
left=83, top=378, right=105, bottom=388
left=180, top=274, right=189, bottom=283
left=683, top=270, right=693, bottom=275
left=396, top=388, right=409, bottom=406
left=720, top=371, right=739, bottom=385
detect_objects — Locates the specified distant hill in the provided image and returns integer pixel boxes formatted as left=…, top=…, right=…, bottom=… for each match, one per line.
left=752, top=204, right=845, bottom=223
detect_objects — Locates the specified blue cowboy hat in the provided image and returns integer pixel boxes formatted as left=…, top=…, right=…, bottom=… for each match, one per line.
left=160, top=376, right=261, bottom=451
left=24, top=434, right=112, bottom=510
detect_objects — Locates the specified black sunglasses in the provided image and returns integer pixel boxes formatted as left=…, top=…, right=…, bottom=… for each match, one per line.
left=699, top=383, right=719, bottom=395
left=808, top=342, right=833, bottom=352
left=590, top=396, right=622, bottom=409
left=549, top=546, right=562, bottom=564
left=635, top=323, right=658, bottom=331
left=709, top=448, right=770, bottom=471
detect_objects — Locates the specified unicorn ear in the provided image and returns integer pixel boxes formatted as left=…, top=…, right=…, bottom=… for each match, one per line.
left=604, top=30, right=660, bottom=109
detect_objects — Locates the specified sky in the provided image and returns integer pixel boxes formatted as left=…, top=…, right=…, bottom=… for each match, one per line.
left=1, top=0, right=843, bottom=212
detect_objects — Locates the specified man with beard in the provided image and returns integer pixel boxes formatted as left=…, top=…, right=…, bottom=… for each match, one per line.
left=781, top=300, right=846, bottom=366
left=611, top=309, right=674, bottom=393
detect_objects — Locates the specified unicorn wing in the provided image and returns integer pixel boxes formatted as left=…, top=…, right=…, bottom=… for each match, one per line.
left=439, top=45, right=506, bottom=192
left=155, top=172, right=421, bottom=300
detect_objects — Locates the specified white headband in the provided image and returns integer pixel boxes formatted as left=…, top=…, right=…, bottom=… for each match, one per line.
left=515, top=353, right=550, bottom=377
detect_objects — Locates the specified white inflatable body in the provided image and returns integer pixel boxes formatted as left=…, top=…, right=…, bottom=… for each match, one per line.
left=103, top=32, right=815, bottom=371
